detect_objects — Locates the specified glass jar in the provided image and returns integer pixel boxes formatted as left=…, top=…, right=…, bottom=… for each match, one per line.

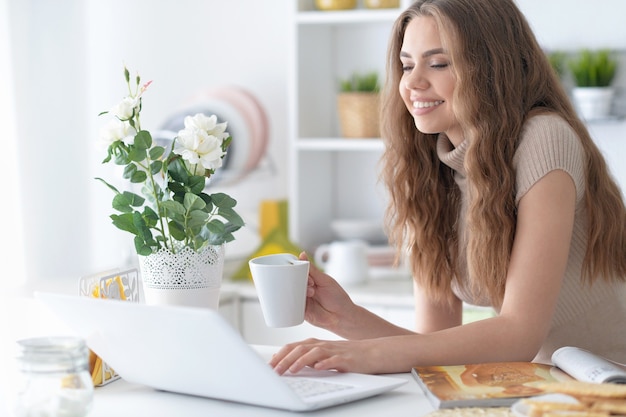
left=14, top=336, right=94, bottom=417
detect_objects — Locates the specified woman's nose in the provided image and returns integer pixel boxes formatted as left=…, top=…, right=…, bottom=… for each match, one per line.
left=404, top=69, right=428, bottom=90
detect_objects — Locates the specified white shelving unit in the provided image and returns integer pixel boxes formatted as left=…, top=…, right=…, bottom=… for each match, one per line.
left=288, top=1, right=412, bottom=253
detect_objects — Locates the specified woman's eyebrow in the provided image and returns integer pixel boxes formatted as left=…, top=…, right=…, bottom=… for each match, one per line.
left=422, top=48, right=445, bottom=58
left=400, top=48, right=446, bottom=59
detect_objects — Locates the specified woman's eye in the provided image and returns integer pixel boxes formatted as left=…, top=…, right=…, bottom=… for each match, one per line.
left=402, top=64, right=414, bottom=72
left=431, top=62, right=449, bottom=69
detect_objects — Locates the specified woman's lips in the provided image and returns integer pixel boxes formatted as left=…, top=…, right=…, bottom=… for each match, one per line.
left=413, top=100, right=443, bottom=109
left=410, top=99, right=444, bottom=115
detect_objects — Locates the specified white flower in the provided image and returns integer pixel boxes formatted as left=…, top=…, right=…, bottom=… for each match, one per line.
left=99, top=118, right=137, bottom=147
left=173, top=114, right=229, bottom=172
left=111, top=96, right=140, bottom=121
left=183, top=113, right=229, bottom=138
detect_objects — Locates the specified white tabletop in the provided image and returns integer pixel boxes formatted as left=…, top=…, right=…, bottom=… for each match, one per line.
left=88, top=370, right=431, bottom=417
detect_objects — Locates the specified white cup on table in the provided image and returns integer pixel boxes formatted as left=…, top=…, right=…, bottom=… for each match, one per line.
left=248, top=253, right=310, bottom=328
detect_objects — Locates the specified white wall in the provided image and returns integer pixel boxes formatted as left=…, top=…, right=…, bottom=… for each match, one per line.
left=517, top=0, right=626, bottom=50
left=9, top=0, right=289, bottom=284
left=6, top=0, right=626, bottom=286
left=0, top=0, right=26, bottom=287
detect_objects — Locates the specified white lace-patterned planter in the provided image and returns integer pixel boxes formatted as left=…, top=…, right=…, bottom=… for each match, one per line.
left=138, top=244, right=225, bottom=310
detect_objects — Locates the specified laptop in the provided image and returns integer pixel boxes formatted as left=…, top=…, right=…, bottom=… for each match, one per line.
left=35, top=292, right=406, bottom=411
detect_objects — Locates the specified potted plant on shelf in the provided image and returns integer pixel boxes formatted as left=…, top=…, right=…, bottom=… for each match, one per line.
left=547, top=50, right=567, bottom=80
left=364, top=0, right=400, bottom=9
left=337, top=71, right=380, bottom=138
left=315, top=0, right=357, bottom=10
left=568, top=49, right=618, bottom=121
left=97, top=66, right=244, bottom=309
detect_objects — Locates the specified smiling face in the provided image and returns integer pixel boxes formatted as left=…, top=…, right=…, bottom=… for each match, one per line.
left=399, top=16, right=463, bottom=146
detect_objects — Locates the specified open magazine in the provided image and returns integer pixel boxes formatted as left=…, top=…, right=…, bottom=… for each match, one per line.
left=411, top=348, right=626, bottom=409
left=411, top=362, right=566, bottom=409
left=551, top=346, right=626, bottom=384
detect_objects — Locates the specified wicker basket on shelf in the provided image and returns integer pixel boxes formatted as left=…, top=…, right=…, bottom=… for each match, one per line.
left=315, top=0, right=357, bottom=10
left=337, top=92, right=380, bottom=138
left=364, top=0, right=400, bottom=8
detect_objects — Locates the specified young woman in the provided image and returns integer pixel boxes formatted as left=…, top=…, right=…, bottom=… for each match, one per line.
left=270, top=0, right=626, bottom=375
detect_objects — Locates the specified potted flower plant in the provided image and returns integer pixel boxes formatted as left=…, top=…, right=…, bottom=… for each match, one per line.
left=337, top=71, right=380, bottom=138
left=97, top=66, right=244, bottom=309
left=568, top=49, right=618, bottom=121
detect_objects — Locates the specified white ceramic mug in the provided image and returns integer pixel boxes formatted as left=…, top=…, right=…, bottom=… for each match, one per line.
left=314, top=240, right=369, bottom=286
left=248, top=253, right=310, bottom=328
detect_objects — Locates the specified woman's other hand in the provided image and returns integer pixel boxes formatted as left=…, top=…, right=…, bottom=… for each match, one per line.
left=299, top=251, right=356, bottom=332
left=269, top=338, right=379, bottom=375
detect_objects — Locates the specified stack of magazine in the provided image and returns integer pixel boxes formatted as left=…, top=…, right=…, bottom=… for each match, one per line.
left=411, top=346, right=626, bottom=409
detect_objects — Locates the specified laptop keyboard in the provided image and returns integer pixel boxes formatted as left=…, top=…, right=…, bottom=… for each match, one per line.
left=285, top=377, right=353, bottom=398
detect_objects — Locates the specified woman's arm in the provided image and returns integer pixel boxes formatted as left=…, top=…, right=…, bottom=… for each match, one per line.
left=297, top=252, right=414, bottom=340
left=271, top=170, right=576, bottom=374
left=413, top=283, right=463, bottom=333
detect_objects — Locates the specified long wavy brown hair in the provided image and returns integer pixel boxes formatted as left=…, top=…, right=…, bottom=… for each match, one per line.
left=380, top=0, right=626, bottom=307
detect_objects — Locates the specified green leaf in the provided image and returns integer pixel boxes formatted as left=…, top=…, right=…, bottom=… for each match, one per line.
left=222, top=136, right=232, bottom=151
left=123, top=163, right=138, bottom=180
left=149, top=146, right=165, bottom=160
left=168, top=158, right=189, bottom=183
left=218, top=207, right=245, bottom=227
left=94, top=177, right=120, bottom=194
left=133, top=211, right=154, bottom=246
left=168, top=181, right=186, bottom=193
left=130, top=170, right=147, bottom=183
left=122, top=191, right=145, bottom=207
left=134, top=130, right=152, bottom=150
left=187, top=210, right=209, bottom=229
left=206, top=219, right=226, bottom=235
left=110, top=213, right=138, bottom=234
left=150, top=160, right=163, bottom=175
left=134, top=235, right=153, bottom=256
left=142, top=183, right=164, bottom=205
left=142, top=206, right=159, bottom=228
left=112, top=191, right=144, bottom=213
left=113, top=147, right=131, bottom=165
left=127, top=146, right=147, bottom=163
left=188, top=175, right=206, bottom=194
left=210, top=192, right=237, bottom=209
left=198, top=193, right=213, bottom=209
left=123, top=163, right=147, bottom=183
left=112, top=194, right=132, bottom=213
left=168, top=220, right=186, bottom=241
left=184, top=193, right=206, bottom=212
left=223, top=222, right=243, bottom=235
left=206, top=229, right=236, bottom=246
left=161, top=200, right=185, bottom=216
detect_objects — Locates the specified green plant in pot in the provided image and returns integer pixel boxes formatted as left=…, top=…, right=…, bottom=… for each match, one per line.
left=339, top=71, right=380, bottom=93
left=568, top=49, right=618, bottom=121
left=337, top=71, right=380, bottom=138
left=547, top=50, right=567, bottom=80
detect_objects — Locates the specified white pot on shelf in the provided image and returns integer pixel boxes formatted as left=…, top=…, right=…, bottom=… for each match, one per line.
left=571, top=87, right=615, bottom=121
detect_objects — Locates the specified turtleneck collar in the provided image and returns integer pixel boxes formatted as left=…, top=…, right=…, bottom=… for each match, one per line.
left=436, top=134, right=469, bottom=176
